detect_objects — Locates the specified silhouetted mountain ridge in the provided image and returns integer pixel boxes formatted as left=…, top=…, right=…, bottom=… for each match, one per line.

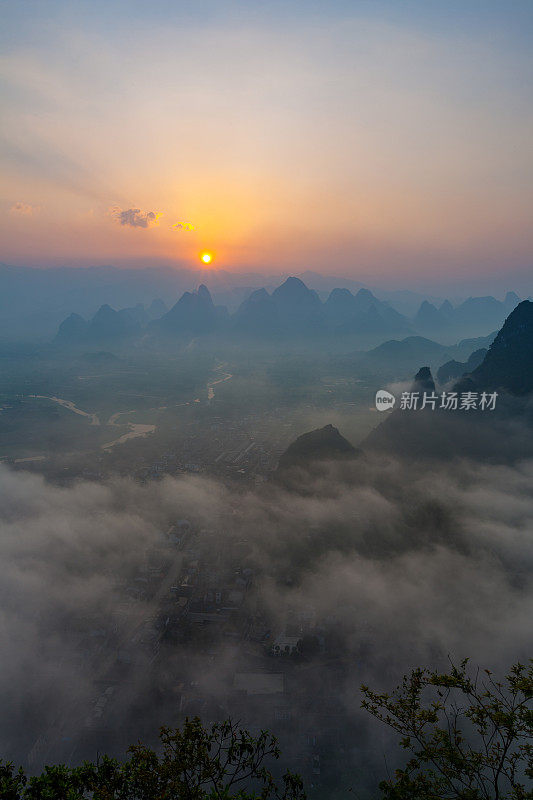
left=411, top=293, right=522, bottom=339
left=276, top=424, right=358, bottom=472
left=465, top=300, right=533, bottom=395
left=53, top=277, right=525, bottom=345
left=150, top=285, right=229, bottom=336
left=437, top=348, right=487, bottom=385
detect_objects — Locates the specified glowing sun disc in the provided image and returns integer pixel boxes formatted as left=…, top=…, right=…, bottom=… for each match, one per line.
left=201, top=252, right=212, bottom=264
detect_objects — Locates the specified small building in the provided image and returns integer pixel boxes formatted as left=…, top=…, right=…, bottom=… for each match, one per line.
left=270, top=634, right=300, bottom=656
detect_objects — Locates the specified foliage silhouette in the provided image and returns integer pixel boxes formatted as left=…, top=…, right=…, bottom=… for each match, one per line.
left=1, top=717, right=305, bottom=800
left=361, top=659, right=533, bottom=799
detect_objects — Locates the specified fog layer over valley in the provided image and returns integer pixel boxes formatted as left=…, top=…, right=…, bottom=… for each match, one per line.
left=1, top=442, right=531, bottom=790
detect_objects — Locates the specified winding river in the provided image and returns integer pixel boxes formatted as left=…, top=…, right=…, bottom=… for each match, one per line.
left=28, top=396, right=155, bottom=450
left=26, top=364, right=234, bottom=456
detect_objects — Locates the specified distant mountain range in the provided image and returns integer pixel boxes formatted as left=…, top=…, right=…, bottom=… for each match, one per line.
left=412, top=292, right=521, bottom=340
left=56, top=299, right=167, bottom=344
left=54, top=277, right=525, bottom=345
left=276, top=301, right=533, bottom=469
left=361, top=333, right=496, bottom=377
left=0, top=261, right=527, bottom=341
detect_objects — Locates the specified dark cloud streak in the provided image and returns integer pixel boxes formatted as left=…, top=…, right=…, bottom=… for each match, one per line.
left=109, top=206, right=161, bottom=228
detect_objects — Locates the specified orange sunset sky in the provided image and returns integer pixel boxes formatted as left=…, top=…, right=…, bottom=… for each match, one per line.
left=1, top=1, right=533, bottom=289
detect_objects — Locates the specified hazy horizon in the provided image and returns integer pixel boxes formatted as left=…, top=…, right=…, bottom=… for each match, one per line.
left=1, top=260, right=531, bottom=301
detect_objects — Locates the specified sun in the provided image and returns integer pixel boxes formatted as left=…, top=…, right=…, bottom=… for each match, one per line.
left=201, top=252, right=213, bottom=264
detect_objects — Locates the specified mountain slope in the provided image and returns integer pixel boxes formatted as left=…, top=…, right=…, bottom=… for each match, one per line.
left=277, top=424, right=357, bottom=472
left=152, top=284, right=224, bottom=336
left=233, top=288, right=280, bottom=335
left=436, top=348, right=487, bottom=385
left=55, top=313, right=88, bottom=343
left=467, top=300, right=533, bottom=395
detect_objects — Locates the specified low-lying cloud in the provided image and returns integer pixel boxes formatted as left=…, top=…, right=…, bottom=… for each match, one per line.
left=1, top=453, right=531, bottom=776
